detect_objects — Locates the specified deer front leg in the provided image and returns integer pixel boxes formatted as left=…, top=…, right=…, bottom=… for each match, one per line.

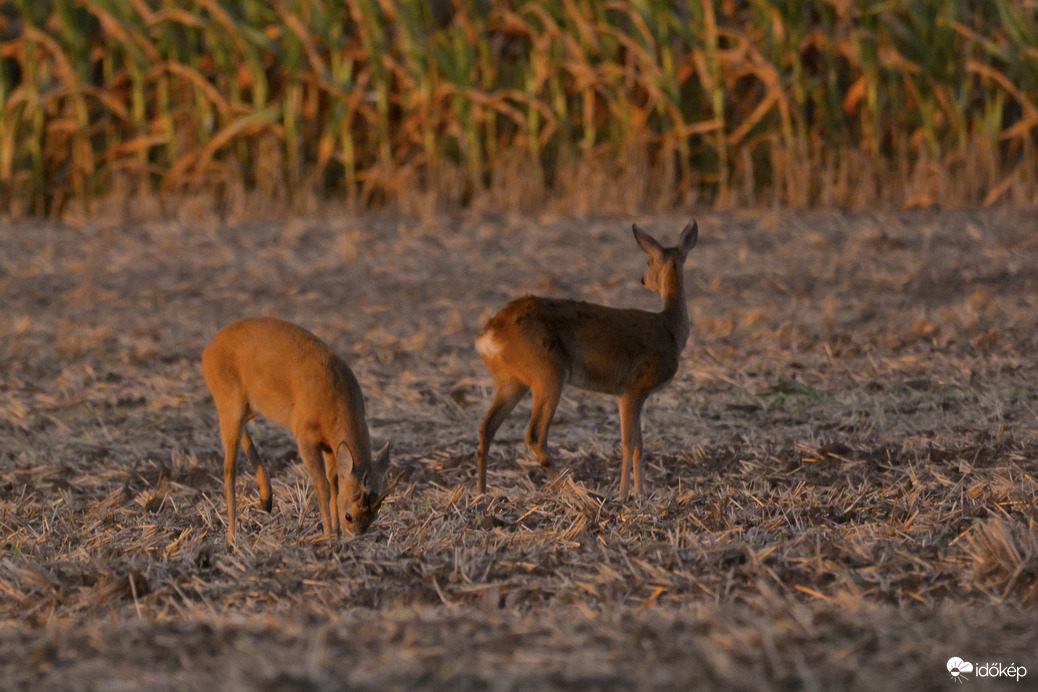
left=619, top=394, right=646, bottom=498
left=299, top=443, right=335, bottom=536
left=323, top=448, right=341, bottom=536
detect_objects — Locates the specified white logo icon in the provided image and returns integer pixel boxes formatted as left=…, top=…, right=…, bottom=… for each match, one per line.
left=948, top=657, right=974, bottom=683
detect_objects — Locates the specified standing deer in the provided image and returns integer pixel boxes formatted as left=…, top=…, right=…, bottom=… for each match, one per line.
left=476, top=219, right=698, bottom=498
left=202, top=317, right=391, bottom=542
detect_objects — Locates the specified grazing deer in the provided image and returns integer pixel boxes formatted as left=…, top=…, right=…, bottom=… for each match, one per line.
left=476, top=219, right=698, bottom=498
left=202, top=317, right=391, bottom=542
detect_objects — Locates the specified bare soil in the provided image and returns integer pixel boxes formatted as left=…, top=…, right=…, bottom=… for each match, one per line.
left=1, top=207, right=1037, bottom=690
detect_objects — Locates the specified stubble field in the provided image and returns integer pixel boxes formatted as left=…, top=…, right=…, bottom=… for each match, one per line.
left=1, top=207, right=1037, bottom=690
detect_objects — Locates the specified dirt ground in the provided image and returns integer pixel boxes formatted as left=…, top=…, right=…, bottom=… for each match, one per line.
left=1, top=206, right=1037, bottom=690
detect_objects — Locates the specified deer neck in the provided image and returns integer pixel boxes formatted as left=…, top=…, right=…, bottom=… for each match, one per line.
left=661, top=268, right=690, bottom=350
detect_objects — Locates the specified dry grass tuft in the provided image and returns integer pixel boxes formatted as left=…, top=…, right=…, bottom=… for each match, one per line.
left=959, top=517, right=1038, bottom=605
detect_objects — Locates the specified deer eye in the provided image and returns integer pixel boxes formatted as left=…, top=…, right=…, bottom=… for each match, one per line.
left=343, top=512, right=353, bottom=524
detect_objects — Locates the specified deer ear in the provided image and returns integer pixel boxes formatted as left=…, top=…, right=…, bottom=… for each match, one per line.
left=679, top=219, right=698, bottom=256
left=372, top=441, right=391, bottom=487
left=369, top=442, right=393, bottom=508
left=337, top=442, right=355, bottom=476
left=632, top=224, right=664, bottom=257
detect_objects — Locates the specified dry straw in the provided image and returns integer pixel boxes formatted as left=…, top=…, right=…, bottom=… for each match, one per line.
left=1, top=207, right=1037, bottom=687
left=1, top=0, right=1036, bottom=216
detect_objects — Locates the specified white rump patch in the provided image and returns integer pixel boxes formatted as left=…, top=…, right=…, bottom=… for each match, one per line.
left=476, top=330, right=503, bottom=357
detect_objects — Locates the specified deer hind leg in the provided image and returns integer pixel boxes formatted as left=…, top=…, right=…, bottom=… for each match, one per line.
left=619, top=393, right=646, bottom=498
left=526, top=372, right=564, bottom=481
left=240, top=429, right=273, bottom=513
left=477, top=376, right=529, bottom=493
left=215, top=405, right=245, bottom=542
left=298, top=442, right=335, bottom=536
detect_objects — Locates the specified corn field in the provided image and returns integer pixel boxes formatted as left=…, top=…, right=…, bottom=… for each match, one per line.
left=1, top=0, right=1037, bottom=216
